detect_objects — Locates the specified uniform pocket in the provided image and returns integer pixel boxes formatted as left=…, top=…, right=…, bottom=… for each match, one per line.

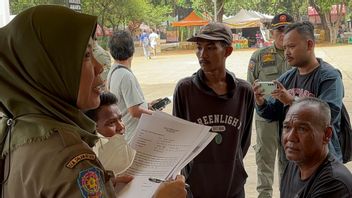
left=262, top=66, right=278, bottom=75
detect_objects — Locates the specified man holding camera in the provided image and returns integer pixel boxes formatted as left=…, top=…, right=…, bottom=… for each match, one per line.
left=253, top=21, right=344, bottom=179
left=247, top=13, right=293, bottom=198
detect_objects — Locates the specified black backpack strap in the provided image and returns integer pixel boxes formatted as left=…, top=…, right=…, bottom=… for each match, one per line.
left=340, top=103, right=352, bottom=163
left=107, top=66, right=118, bottom=91
left=314, top=64, right=352, bottom=163
left=107, top=65, right=130, bottom=90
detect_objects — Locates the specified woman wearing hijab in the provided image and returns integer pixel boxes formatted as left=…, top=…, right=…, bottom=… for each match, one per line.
left=0, top=5, right=186, bottom=198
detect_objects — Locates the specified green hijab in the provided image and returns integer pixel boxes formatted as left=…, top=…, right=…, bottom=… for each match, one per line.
left=0, top=5, right=99, bottom=156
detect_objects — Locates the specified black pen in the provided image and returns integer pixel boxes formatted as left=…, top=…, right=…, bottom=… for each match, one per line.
left=148, top=177, right=190, bottom=188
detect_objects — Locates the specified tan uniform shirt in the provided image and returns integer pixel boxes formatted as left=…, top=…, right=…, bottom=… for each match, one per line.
left=247, top=44, right=291, bottom=121
left=2, top=129, right=116, bottom=198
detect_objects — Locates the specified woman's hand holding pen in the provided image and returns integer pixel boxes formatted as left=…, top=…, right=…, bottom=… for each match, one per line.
left=112, top=175, right=134, bottom=187
left=153, top=175, right=187, bottom=198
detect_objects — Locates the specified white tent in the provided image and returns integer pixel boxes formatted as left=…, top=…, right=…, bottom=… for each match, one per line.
left=0, top=0, right=10, bottom=28
left=224, top=9, right=273, bottom=28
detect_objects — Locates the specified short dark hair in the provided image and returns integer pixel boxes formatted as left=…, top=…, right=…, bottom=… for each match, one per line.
left=85, top=92, right=118, bottom=121
left=291, top=97, right=331, bottom=128
left=285, top=21, right=315, bottom=41
left=219, top=41, right=231, bottom=48
left=109, top=30, right=135, bottom=61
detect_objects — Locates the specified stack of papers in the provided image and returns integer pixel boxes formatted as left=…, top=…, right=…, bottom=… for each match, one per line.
left=116, top=111, right=215, bottom=198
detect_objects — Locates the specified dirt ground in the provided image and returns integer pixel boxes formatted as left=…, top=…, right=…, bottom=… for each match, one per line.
left=131, top=45, right=352, bottom=198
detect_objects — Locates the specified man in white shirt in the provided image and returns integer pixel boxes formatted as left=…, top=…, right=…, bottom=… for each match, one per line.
left=149, top=29, right=159, bottom=56
left=107, top=30, right=160, bottom=142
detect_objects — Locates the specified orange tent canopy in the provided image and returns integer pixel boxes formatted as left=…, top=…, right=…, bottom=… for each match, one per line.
left=172, top=11, right=209, bottom=27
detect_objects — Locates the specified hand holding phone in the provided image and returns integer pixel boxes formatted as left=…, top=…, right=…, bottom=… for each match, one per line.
left=258, top=81, right=277, bottom=95
left=151, top=97, right=171, bottom=111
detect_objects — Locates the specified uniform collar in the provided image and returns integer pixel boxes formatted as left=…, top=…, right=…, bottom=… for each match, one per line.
left=271, top=43, right=285, bottom=54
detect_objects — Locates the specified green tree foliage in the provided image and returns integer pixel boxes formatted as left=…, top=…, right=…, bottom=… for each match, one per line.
left=9, top=0, right=350, bottom=44
left=10, top=0, right=66, bottom=14
left=177, top=0, right=309, bottom=22
left=348, top=1, right=352, bottom=21
left=224, top=0, right=308, bottom=20
left=309, top=0, right=347, bottom=43
left=145, top=3, right=173, bottom=27
left=82, top=0, right=171, bottom=30
left=10, top=0, right=171, bottom=31
left=10, top=0, right=172, bottom=48
left=177, top=0, right=225, bottom=22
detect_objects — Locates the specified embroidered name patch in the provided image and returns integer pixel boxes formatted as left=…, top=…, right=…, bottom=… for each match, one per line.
left=77, top=167, right=104, bottom=198
left=262, top=53, right=274, bottom=62
left=66, top=153, right=96, bottom=169
left=262, top=53, right=276, bottom=67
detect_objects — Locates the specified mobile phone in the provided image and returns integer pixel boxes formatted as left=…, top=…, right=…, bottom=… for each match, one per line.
left=151, top=97, right=171, bottom=111
left=258, top=81, right=277, bottom=95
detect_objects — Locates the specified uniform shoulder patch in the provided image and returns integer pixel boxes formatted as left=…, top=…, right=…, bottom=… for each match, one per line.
left=248, top=59, right=256, bottom=72
left=66, top=153, right=96, bottom=169
left=77, top=167, right=105, bottom=198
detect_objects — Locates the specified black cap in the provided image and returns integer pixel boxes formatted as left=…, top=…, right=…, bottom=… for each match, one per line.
left=271, top=13, right=294, bottom=29
left=187, top=22, right=233, bottom=45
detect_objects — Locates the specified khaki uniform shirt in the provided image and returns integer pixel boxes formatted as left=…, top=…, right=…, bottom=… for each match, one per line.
left=2, top=130, right=116, bottom=198
left=247, top=44, right=291, bottom=121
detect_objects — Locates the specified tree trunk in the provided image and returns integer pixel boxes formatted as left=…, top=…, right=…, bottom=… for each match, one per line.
left=309, top=1, right=329, bottom=42
left=327, top=3, right=344, bottom=44
left=324, top=13, right=334, bottom=43
left=216, top=0, right=224, bottom=22
left=101, top=23, right=106, bottom=37
left=309, top=0, right=346, bottom=44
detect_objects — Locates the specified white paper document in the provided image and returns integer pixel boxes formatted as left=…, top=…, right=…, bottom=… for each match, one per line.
left=116, top=111, right=215, bottom=198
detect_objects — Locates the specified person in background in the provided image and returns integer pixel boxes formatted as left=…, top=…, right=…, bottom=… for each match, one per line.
left=0, top=5, right=186, bottom=198
left=247, top=13, right=293, bottom=198
left=149, top=29, right=159, bottom=57
left=256, top=31, right=264, bottom=48
left=337, top=25, right=344, bottom=43
left=140, top=29, right=151, bottom=59
left=107, top=30, right=160, bottom=143
left=173, top=22, right=255, bottom=198
left=280, top=97, right=352, bottom=198
left=254, top=21, right=344, bottom=172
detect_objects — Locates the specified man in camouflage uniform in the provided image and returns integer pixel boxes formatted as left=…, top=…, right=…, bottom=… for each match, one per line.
left=247, top=13, right=293, bottom=198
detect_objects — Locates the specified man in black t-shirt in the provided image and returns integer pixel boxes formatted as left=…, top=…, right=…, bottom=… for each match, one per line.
left=280, top=98, right=352, bottom=198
